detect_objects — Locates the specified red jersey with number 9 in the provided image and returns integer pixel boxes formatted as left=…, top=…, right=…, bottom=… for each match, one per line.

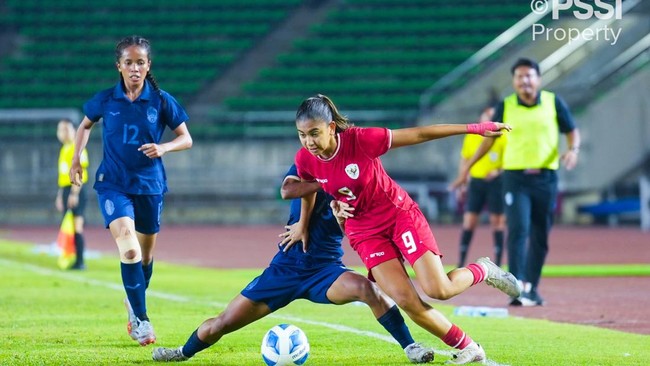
left=295, top=127, right=417, bottom=241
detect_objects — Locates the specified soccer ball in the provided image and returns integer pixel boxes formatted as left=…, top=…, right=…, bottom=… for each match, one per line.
left=261, top=324, right=310, bottom=366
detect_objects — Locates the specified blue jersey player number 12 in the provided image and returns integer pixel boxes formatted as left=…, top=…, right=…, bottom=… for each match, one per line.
left=69, top=35, right=192, bottom=347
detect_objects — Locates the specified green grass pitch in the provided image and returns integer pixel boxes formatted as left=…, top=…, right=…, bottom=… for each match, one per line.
left=0, top=240, right=648, bottom=366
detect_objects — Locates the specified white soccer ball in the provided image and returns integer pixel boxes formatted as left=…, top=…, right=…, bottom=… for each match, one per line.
left=261, top=324, right=310, bottom=366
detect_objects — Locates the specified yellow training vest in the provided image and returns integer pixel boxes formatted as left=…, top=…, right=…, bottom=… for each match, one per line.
left=460, top=133, right=505, bottom=179
left=58, top=143, right=89, bottom=187
left=502, top=91, right=560, bottom=170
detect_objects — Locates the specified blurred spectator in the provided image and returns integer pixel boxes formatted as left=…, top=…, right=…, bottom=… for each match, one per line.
left=449, top=106, right=506, bottom=268
left=55, top=118, right=89, bottom=270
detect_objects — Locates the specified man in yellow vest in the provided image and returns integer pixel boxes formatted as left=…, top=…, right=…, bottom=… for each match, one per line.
left=460, top=58, right=580, bottom=306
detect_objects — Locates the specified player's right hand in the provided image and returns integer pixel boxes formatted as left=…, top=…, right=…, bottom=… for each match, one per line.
left=69, top=161, right=83, bottom=187
left=278, top=222, right=310, bottom=253
left=467, top=121, right=511, bottom=136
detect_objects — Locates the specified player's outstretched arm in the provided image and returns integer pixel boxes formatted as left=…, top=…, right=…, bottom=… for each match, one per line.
left=391, top=122, right=510, bottom=149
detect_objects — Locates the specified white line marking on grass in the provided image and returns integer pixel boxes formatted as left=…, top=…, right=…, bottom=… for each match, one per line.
left=0, top=258, right=510, bottom=365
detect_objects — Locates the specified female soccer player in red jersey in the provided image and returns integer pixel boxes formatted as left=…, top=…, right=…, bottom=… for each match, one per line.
left=285, top=94, right=520, bottom=364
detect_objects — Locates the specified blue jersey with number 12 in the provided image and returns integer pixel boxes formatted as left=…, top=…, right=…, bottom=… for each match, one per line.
left=83, top=80, right=188, bottom=195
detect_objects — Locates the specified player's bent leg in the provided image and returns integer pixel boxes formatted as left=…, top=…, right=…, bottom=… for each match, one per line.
left=370, top=259, right=488, bottom=364
left=325, top=271, right=391, bottom=318
left=153, top=295, right=273, bottom=362
left=327, top=270, right=435, bottom=363
left=371, top=259, right=451, bottom=339
left=198, top=294, right=272, bottom=344
left=412, top=252, right=474, bottom=300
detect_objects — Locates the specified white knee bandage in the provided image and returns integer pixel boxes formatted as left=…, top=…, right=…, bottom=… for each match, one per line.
left=116, top=235, right=142, bottom=264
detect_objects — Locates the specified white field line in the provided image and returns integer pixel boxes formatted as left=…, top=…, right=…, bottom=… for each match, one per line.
left=0, top=258, right=511, bottom=366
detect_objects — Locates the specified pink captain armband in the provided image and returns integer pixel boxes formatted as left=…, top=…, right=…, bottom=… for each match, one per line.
left=466, top=122, right=499, bottom=135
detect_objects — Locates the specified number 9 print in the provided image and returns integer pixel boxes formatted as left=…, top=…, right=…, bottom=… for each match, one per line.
left=401, top=231, right=417, bottom=254
left=338, top=187, right=357, bottom=201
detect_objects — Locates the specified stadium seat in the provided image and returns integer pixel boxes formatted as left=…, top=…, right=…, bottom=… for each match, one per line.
left=0, top=0, right=301, bottom=109
left=223, top=0, right=529, bottom=122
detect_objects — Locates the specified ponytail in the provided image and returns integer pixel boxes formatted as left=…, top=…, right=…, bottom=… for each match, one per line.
left=146, top=72, right=167, bottom=109
left=146, top=73, right=161, bottom=92
left=296, top=94, right=352, bottom=133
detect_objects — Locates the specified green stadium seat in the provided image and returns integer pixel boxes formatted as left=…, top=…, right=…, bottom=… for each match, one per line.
left=1, top=0, right=529, bottom=135
left=0, top=0, right=300, bottom=110
left=224, top=0, right=529, bottom=117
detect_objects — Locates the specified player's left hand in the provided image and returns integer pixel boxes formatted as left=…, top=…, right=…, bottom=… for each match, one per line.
left=278, top=222, right=310, bottom=253
left=467, top=122, right=511, bottom=137
left=138, top=143, right=167, bottom=158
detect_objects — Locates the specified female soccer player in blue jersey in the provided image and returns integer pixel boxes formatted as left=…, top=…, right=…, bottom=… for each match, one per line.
left=69, top=35, right=192, bottom=346
left=151, top=165, right=435, bottom=364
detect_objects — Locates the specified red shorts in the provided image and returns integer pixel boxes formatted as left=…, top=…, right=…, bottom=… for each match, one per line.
left=348, top=207, right=442, bottom=271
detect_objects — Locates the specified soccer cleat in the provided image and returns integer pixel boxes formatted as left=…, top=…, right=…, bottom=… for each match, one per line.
left=476, top=257, right=522, bottom=298
left=130, top=318, right=156, bottom=346
left=446, top=342, right=486, bottom=364
left=153, top=346, right=189, bottom=362
left=125, top=298, right=157, bottom=346
left=519, top=290, right=546, bottom=307
left=509, top=296, right=523, bottom=306
left=124, top=298, right=137, bottom=338
left=405, top=342, right=435, bottom=363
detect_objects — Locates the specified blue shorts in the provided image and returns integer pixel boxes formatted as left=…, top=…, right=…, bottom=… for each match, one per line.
left=96, top=188, right=164, bottom=234
left=241, top=258, right=350, bottom=311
